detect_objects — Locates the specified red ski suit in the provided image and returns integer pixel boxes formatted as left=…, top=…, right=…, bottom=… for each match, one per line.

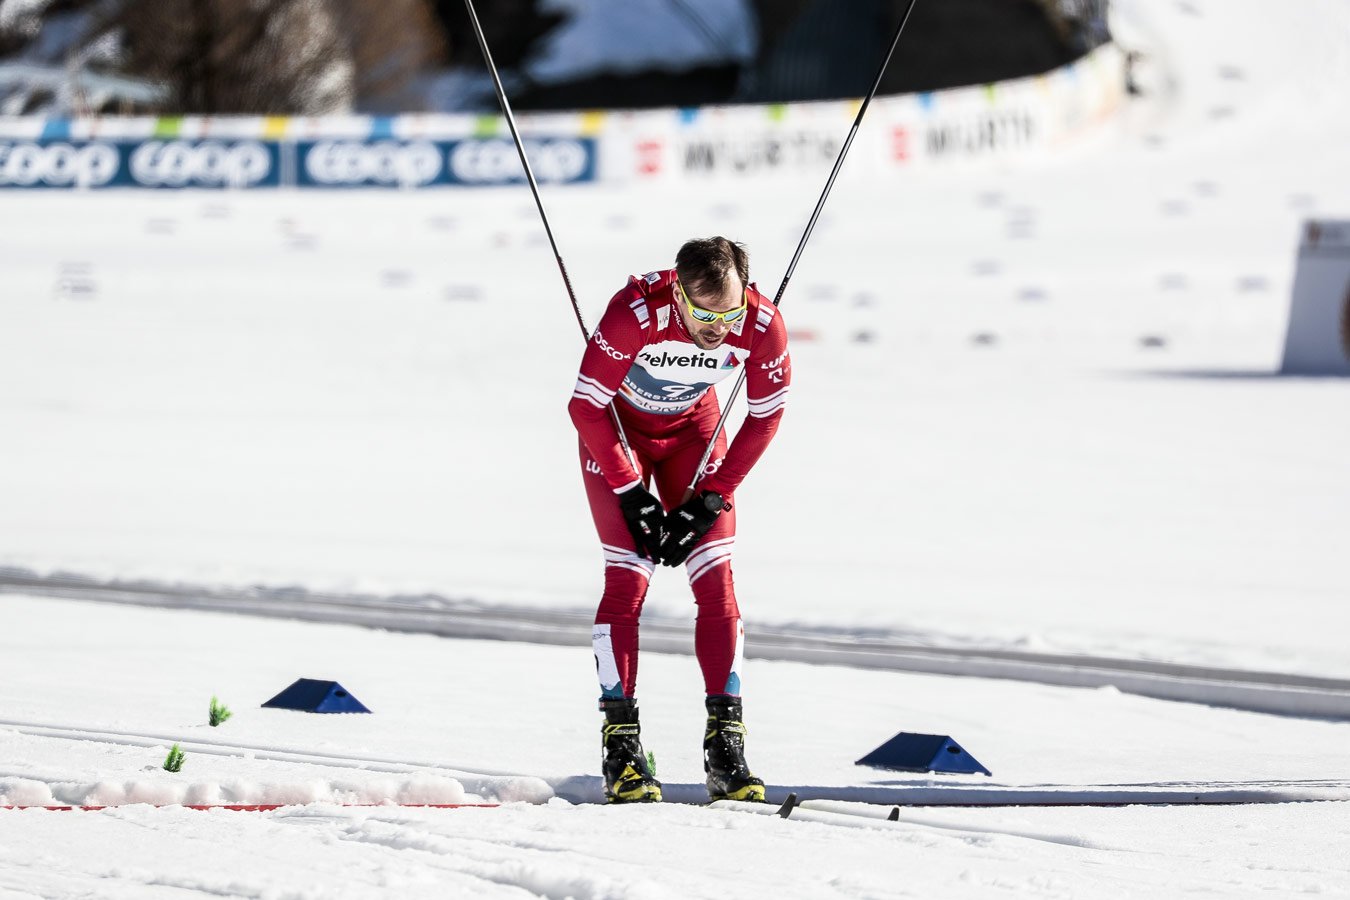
left=568, top=269, right=791, bottom=700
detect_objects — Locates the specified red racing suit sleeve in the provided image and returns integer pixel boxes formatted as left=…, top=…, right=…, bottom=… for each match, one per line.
left=567, top=282, right=651, bottom=492
left=699, top=301, right=791, bottom=497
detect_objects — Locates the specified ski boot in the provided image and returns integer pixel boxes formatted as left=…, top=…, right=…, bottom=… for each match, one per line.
left=703, top=695, right=766, bottom=802
left=600, top=698, right=662, bottom=803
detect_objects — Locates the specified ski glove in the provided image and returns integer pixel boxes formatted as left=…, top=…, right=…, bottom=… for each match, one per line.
left=659, top=491, right=730, bottom=567
left=618, top=484, right=665, bottom=560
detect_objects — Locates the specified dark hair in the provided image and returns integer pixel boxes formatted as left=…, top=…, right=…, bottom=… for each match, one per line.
left=675, top=237, right=749, bottom=300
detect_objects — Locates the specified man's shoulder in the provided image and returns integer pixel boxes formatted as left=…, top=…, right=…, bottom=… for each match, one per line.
left=745, top=283, right=785, bottom=336
left=604, top=269, right=677, bottom=337
left=625, top=269, right=677, bottom=296
left=610, top=270, right=676, bottom=307
left=745, top=282, right=772, bottom=310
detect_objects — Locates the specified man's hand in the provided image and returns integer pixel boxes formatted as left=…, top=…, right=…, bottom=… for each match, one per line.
left=618, top=485, right=665, bottom=560
left=659, top=491, right=730, bottom=566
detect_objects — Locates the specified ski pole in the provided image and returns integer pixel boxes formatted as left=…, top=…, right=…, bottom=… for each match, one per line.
left=462, top=0, right=637, bottom=468
left=680, top=0, right=921, bottom=501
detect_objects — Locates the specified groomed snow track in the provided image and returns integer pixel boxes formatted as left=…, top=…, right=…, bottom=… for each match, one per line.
left=4, top=567, right=1349, bottom=720
left=4, top=719, right=1348, bottom=810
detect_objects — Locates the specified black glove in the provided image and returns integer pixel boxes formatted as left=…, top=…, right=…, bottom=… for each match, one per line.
left=659, top=491, right=730, bottom=566
left=618, top=485, right=665, bottom=560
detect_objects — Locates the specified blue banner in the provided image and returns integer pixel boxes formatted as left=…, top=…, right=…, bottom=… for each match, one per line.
left=0, top=139, right=281, bottom=189
left=126, top=140, right=281, bottom=189
left=0, top=136, right=596, bottom=189
left=294, top=138, right=597, bottom=188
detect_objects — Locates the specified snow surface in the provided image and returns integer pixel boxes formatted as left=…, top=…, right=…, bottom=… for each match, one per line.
left=3, top=596, right=1350, bottom=898
left=2, top=0, right=1350, bottom=896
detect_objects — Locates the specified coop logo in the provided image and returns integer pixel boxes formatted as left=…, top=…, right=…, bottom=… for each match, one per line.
left=301, top=140, right=441, bottom=187
left=448, top=138, right=594, bottom=185
left=129, top=140, right=274, bottom=188
left=0, top=141, right=120, bottom=188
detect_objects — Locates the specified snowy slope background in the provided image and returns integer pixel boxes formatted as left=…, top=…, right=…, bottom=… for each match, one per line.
left=2, top=0, right=1350, bottom=896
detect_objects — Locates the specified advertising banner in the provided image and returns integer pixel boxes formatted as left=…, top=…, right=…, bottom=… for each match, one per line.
left=0, top=139, right=281, bottom=189
left=0, top=43, right=1120, bottom=189
left=0, top=136, right=595, bottom=189
left=294, top=137, right=598, bottom=188
left=674, top=130, right=842, bottom=178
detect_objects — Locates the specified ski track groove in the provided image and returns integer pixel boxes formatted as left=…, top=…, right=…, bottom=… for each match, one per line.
left=3, top=572, right=1349, bottom=813
left=2, top=567, right=1349, bottom=720
left=3, top=718, right=1348, bottom=811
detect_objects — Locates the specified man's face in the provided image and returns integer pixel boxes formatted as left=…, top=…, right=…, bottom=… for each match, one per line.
left=678, top=273, right=746, bottom=351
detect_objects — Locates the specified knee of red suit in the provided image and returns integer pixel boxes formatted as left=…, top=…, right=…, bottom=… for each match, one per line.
left=594, top=562, right=650, bottom=625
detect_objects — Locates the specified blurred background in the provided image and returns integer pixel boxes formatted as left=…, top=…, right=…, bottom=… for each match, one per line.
left=0, top=0, right=1110, bottom=115
left=3, top=9, right=1349, bottom=889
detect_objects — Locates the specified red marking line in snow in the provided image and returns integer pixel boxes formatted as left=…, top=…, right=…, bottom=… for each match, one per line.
left=2, top=803, right=501, bottom=812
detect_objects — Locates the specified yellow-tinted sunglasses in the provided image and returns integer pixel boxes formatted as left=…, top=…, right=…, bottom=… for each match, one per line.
left=677, top=281, right=748, bottom=325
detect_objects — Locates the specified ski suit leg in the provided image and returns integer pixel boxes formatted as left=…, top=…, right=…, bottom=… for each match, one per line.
left=652, top=420, right=744, bottom=698
left=581, top=437, right=655, bottom=700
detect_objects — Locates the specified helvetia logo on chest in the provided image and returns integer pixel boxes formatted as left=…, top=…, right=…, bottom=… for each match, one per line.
left=638, top=350, right=718, bottom=369
left=721, top=353, right=740, bottom=369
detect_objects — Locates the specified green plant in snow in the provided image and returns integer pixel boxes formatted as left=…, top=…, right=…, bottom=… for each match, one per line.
left=208, top=695, right=232, bottom=727
left=646, top=751, right=657, bottom=777
left=163, top=743, right=185, bottom=773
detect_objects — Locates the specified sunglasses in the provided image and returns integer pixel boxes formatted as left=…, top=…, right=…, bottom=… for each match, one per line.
left=677, top=281, right=748, bottom=325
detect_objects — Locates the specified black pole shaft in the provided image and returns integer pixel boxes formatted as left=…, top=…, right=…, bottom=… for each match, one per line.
left=683, top=0, right=920, bottom=499
left=462, top=0, right=637, bottom=465
left=461, top=0, right=589, bottom=342
left=773, top=0, right=920, bottom=306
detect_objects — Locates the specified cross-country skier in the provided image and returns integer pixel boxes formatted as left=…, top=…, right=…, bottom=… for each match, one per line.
left=568, top=236, right=792, bottom=803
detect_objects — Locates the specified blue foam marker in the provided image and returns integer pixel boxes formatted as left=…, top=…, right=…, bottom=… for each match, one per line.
left=261, top=678, right=371, bottom=713
left=855, top=732, right=991, bottom=776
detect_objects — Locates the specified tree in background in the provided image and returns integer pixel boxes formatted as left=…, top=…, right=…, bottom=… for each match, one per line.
left=1, top=0, right=447, bottom=115
left=93, top=0, right=353, bottom=113
left=3, top=0, right=1103, bottom=115
left=339, top=0, right=448, bottom=112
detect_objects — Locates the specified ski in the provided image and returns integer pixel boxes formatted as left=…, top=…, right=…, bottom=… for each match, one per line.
left=706, top=782, right=1350, bottom=815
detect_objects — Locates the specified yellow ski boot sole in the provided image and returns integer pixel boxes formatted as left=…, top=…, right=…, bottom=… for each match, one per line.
left=607, top=765, right=663, bottom=803
left=712, top=782, right=766, bottom=803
